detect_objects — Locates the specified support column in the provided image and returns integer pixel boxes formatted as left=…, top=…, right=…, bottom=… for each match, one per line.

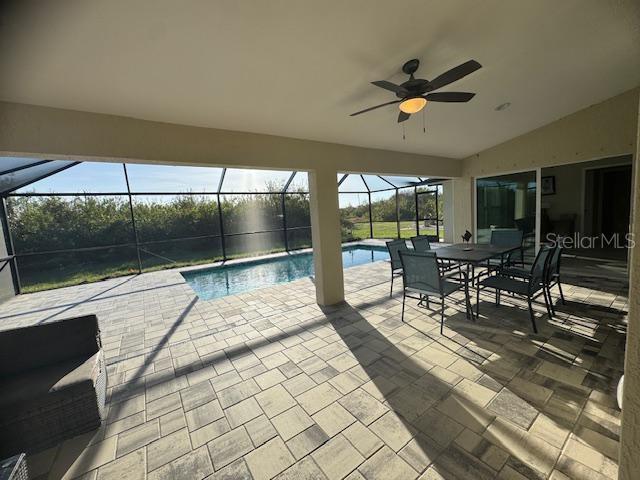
left=309, top=168, right=344, bottom=306
left=442, top=180, right=454, bottom=243
left=449, top=177, right=473, bottom=242
left=619, top=94, right=640, bottom=480
left=535, top=168, right=542, bottom=252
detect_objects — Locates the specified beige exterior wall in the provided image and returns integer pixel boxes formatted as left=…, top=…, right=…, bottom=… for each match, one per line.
left=456, top=88, right=639, bottom=239
left=620, top=91, right=640, bottom=480
left=449, top=177, right=473, bottom=243
left=0, top=101, right=461, bottom=178
left=462, top=88, right=639, bottom=179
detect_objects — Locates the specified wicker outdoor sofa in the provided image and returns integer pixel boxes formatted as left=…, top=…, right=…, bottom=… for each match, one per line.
left=0, top=315, right=106, bottom=458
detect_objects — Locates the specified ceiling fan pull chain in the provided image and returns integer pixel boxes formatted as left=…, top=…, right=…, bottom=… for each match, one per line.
left=423, top=109, right=426, bottom=133
left=402, top=123, right=406, bottom=140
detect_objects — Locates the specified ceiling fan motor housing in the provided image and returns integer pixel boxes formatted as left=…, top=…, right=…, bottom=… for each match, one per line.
left=402, top=58, right=420, bottom=75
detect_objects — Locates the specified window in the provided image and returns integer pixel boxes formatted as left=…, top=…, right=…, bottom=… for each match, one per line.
left=476, top=172, right=536, bottom=243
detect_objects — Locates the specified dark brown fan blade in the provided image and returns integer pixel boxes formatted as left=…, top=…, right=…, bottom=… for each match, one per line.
left=398, top=111, right=410, bottom=123
left=425, top=92, right=475, bottom=102
left=350, top=100, right=401, bottom=116
left=372, top=80, right=409, bottom=96
left=428, top=60, right=481, bottom=91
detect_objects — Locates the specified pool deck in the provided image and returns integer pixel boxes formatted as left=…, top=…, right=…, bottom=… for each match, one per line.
left=0, top=252, right=627, bottom=480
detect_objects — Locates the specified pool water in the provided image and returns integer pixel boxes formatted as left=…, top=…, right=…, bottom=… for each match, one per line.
left=182, top=245, right=389, bottom=300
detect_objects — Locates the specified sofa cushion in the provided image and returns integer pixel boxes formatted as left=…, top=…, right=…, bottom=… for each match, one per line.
left=0, top=351, right=102, bottom=414
left=0, top=315, right=100, bottom=376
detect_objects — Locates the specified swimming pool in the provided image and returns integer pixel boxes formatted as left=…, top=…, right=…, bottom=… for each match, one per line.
left=182, top=245, right=389, bottom=300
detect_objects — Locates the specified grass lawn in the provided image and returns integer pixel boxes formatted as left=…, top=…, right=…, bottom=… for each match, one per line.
left=20, top=221, right=445, bottom=292
left=349, top=221, right=443, bottom=240
left=18, top=242, right=313, bottom=293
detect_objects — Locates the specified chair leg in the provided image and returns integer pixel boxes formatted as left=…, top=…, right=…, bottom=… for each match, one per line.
left=464, top=284, right=471, bottom=320
left=547, top=286, right=556, bottom=316
left=390, top=274, right=394, bottom=298
left=440, top=296, right=445, bottom=335
left=476, top=286, right=481, bottom=317
left=495, top=289, right=500, bottom=307
left=426, top=296, right=430, bottom=309
left=527, top=298, right=538, bottom=333
left=401, top=291, right=406, bottom=322
left=542, top=288, right=553, bottom=319
left=558, top=280, right=566, bottom=305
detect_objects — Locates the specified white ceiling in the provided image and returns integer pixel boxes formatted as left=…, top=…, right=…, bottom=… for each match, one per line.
left=1, top=0, right=639, bottom=159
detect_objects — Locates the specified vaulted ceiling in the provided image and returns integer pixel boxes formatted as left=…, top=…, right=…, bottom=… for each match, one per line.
left=1, top=0, right=639, bottom=159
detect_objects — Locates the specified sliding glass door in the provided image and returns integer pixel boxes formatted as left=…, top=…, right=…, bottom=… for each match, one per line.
left=476, top=171, right=537, bottom=245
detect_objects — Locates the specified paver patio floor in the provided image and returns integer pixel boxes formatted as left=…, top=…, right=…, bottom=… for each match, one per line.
left=0, top=258, right=627, bottom=480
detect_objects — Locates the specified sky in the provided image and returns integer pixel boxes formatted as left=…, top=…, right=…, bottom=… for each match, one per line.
left=2, top=158, right=427, bottom=206
left=5, top=160, right=307, bottom=194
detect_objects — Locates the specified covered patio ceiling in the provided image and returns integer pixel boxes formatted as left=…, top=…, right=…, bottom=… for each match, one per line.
left=1, top=1, right=638, bottom=158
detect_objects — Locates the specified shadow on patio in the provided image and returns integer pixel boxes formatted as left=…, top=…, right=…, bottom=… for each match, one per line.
left=29, top=266, right=624, bottom=479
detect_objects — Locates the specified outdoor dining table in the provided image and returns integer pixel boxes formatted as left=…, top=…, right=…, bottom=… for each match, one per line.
left=433, top=243, right=523, bottom=321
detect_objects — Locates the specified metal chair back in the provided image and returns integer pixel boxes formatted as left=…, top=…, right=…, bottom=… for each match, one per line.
left=399, top=251, right=441, bottom=295
left=490, top=229, right=523, bottom=246
left=528, top=245, right=554, bottom=294
left=548, top=244, right=563, bottom=279
left=410, top=235, right=431, bottom=252
left=386, top=239, right=409, bottom=270
left=491, top=229, right=524, bottom=264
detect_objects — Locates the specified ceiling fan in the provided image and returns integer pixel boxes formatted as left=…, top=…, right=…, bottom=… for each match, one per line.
left=350, top=58, right=482, bottom=123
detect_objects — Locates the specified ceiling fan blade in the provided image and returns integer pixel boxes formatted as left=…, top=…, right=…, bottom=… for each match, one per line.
left=429, top=60, right=481, bottom=91
left=350, top=100, right=401, bottom=116
left=398, top=111, right=410, bottom=123
left=371, top=80, right=409, bottom=96
left=425, top=92, right=475, bottom=102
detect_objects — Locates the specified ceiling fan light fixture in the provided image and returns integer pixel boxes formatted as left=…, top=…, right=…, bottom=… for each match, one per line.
left=399, top=97, right=427, bottom=114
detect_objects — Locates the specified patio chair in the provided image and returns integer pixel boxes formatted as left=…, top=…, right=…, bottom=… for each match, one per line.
left=0, top=315, right=106, bottom=457
left=546, top=245, right=565, bottom=307
left=411, top=234, right=460, bottom=276
left=500, top=245, right=565, bottom=316
left=386, top=239, right=409, bottom=297
left=489, top=229, right=524, bottom=268
left=410, top=235, right=431, bottom=252
left=476, top=245, right=554, bottom=333
left=399, top=250, right=467, bottom=334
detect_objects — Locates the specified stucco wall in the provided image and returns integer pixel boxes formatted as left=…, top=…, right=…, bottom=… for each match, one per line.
left=620, top=91, right=640, bottom=480
left=462, top=88, right=639, bottom=178
left=449, top=177, right=473, bottom=242
left=0, top=101, right=462, bottom=179
left=456, top=88, right=639, bottom=240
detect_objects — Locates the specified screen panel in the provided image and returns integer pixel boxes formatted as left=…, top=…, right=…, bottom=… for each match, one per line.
left=339, top=193, right=370, bottom=241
